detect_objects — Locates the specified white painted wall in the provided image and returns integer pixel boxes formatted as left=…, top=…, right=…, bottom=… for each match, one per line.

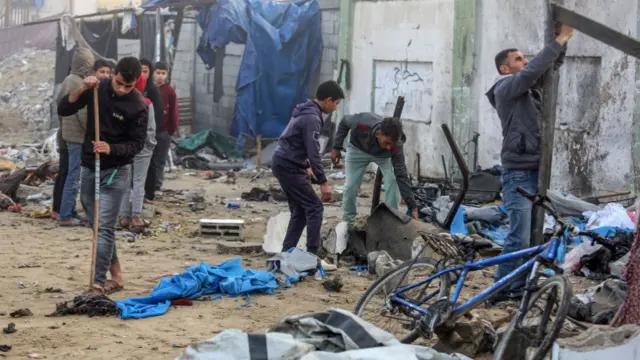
left=471, top=0, right=637, bottom=194
left=348, top=0, right=455, bottom=178
left=38, top=0, right=98, bottom=17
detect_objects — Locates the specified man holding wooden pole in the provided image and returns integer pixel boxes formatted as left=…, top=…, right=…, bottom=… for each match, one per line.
left=57, top=57, right=148, bottom=294
left=485, top=24, right=574, bottom=302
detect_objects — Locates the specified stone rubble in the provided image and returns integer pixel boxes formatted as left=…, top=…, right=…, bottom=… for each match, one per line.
left=0, top=48, right=55, bottom=132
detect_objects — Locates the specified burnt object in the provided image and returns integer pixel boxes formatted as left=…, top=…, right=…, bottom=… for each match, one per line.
left=47, top=294, right=121, bottom=318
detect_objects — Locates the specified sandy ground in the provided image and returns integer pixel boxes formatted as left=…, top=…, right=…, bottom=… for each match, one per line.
left=0, top=171, right=377, bottom=359
left=0, top=169, right=597, bottom=359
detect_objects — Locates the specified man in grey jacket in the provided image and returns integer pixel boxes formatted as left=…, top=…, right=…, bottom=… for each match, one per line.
left=485, top=24, right=574, bottom=299
left=58, top=47, right=95, bottom=227
left=331, top=113, right=418, bottom=224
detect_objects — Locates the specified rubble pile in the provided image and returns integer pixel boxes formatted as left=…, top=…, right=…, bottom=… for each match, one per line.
left=0, top=48, right=55, bottom=132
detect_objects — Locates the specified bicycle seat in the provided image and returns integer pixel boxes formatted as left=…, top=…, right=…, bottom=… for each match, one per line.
left=457, top=238, right=494, bottom=250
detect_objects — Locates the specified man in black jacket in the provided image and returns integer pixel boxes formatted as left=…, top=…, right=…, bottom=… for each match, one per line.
left=58, top=57, right=148, bottom=294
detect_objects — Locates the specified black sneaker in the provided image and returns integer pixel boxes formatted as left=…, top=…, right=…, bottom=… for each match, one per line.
left=487, top=290, right=524, bottom=307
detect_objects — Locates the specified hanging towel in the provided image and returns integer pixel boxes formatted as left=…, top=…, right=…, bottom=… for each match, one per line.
left=116, top=257, right=279, bottom=319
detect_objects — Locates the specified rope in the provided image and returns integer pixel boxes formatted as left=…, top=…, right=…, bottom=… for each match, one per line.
left=59, top=14, right=119, bottom=65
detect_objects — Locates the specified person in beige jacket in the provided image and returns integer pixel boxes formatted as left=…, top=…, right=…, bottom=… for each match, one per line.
left=58, top=47, right=94, bottom=227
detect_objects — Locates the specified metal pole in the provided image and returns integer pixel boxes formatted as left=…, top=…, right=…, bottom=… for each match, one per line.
left=154, top=8, right=162, bottom=63
left=371, top=96, right=405, bottom=214
left=89, top=87, right=100, bottom=289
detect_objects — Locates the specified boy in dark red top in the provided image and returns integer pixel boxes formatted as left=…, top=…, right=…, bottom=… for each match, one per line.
left=154, top=61, right=179, bottom=136
left=146, top=61, right=178, bottom=193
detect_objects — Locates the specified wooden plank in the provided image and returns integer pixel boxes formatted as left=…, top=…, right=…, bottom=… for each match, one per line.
left=551, top=3, right=640, bottom=59
left=534, top=4, right=561, bottom=246
left=256, top=135, right=263, bottom=169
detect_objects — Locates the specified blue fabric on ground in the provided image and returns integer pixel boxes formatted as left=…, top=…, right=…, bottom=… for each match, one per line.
left=478, top=224, right=509, bottom=246
left=449, top=207, right=468, bottom=235
left=116, top=257, right=278, bottom=319
left=195, top=0, right=323, bottom=140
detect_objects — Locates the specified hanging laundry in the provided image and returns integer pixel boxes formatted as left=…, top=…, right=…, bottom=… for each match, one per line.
left=79, top=19, right=118, bottom=61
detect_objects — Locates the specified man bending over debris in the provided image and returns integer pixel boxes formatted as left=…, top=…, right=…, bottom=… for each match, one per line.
left=485, top=23, right=574, bottom=302
left=57, top=57, right=148, bottom=294
left=271, top=80, right=344, bottom=255
left=331, top=114, right=418, bottom=224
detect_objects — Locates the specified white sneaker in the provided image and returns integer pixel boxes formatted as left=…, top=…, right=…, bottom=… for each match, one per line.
left=321, top=260, right=337, bottom=272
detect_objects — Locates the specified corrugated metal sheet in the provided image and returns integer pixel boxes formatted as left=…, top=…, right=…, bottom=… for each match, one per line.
left=0, top=22, right=57, bottom=61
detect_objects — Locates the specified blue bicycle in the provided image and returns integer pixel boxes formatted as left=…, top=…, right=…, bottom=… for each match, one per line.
left=355, top=187, right=612, bottom=360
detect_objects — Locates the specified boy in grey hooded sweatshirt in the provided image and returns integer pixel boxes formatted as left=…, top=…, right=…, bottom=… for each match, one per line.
left=485, top=24, right=574, bottom=300
left=58, top=47, right=95, bottom=226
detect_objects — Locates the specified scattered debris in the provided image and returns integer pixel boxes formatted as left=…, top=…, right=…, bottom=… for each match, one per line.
left=2, top=323, right=16, bottom=334
left=17, top=263, right=41, bottom=269
left=241, top=186, right=287, bottom=202
left=0, top=345, right=10, bottom=352
left=10, top=308, right=33, bottom=318
left=44, top=287, right=63, bottom=294
left=322, top=276, right=343, bottom=292
left=27, top=353, right=44, bottom=359
left=0, top=49, right=55, bottom=132
left=46, top=294, right=121, bottom=318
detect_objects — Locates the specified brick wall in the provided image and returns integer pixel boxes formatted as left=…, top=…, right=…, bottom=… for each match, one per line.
left=171, top=1, right=341, bottom=136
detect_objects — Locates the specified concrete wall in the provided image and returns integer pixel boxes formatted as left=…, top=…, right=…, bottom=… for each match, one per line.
left=347, top=0, right=455, bottom=178
left=470, top=0, right=638, bottom=195
left=340, top=0, right=637, bottom=192
left=170, top=0, right=341, bottom=136
left=37, top=0, right=98, bottom=18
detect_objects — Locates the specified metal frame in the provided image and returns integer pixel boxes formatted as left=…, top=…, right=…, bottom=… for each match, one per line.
left=534, top=2, right=640, bottom=245
left=390, top=237, right=560, bottom=319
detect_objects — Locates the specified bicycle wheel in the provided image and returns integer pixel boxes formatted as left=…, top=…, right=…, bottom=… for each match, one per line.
left=354, top=257, right=451, bottom=344
left=493, top=275, right=572, bottom=360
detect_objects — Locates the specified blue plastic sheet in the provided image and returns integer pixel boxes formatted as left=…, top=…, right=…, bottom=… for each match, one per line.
left=116, top=257, right=278, bottom=319
left=196, top=0, right=323, bottom=140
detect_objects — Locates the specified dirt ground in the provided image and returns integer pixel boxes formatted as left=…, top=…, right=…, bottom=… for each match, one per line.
left=0, top=171, right=378, bottom=359
left=0, top=168, right=597, bottom=359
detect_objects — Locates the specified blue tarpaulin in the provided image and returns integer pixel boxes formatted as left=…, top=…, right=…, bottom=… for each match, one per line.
left=196, top=0, right=323, bottom=140
left=115, top=257, right=279, bottom=319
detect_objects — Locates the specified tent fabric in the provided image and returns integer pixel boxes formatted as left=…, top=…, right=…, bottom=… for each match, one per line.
left=196, top=0, right=323, bottom=140
left=138, top=14, right=157, bottom=61
left=115, top=257, right=279, bottom=319
left=176, top=309, right=473, bottom=360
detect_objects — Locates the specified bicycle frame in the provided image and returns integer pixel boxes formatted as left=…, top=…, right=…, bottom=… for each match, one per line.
left=390, top=236, right=563, bottom=319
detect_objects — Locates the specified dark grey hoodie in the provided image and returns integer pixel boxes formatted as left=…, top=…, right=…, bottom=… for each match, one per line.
left=333, top=112, right=416, bottom=209
left=273, top=100, right=327, bottom=184
left=485, top=40, right=565, bottom=170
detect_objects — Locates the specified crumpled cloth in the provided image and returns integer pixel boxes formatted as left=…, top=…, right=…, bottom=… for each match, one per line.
left=116, top=257, right=278, bottom=319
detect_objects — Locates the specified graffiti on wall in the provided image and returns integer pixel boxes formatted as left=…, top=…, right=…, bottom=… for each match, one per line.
left=372, top=60, right=433, bottom=121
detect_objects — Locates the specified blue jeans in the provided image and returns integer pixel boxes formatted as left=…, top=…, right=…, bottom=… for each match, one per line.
left=81, top=165, right=131, bottom=286
left=119, top=147, right=154, bottom=218
left=59, top=143, right=82, bottom=221
left=495, top=169, right=538, bottom=291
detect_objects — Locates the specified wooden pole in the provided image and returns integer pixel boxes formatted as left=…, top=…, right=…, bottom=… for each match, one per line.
left=256, top=135, right=263, bottom=169
left=533, top=2, right=560, bottom=246
left=90, top=87, right=100, bottom=289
